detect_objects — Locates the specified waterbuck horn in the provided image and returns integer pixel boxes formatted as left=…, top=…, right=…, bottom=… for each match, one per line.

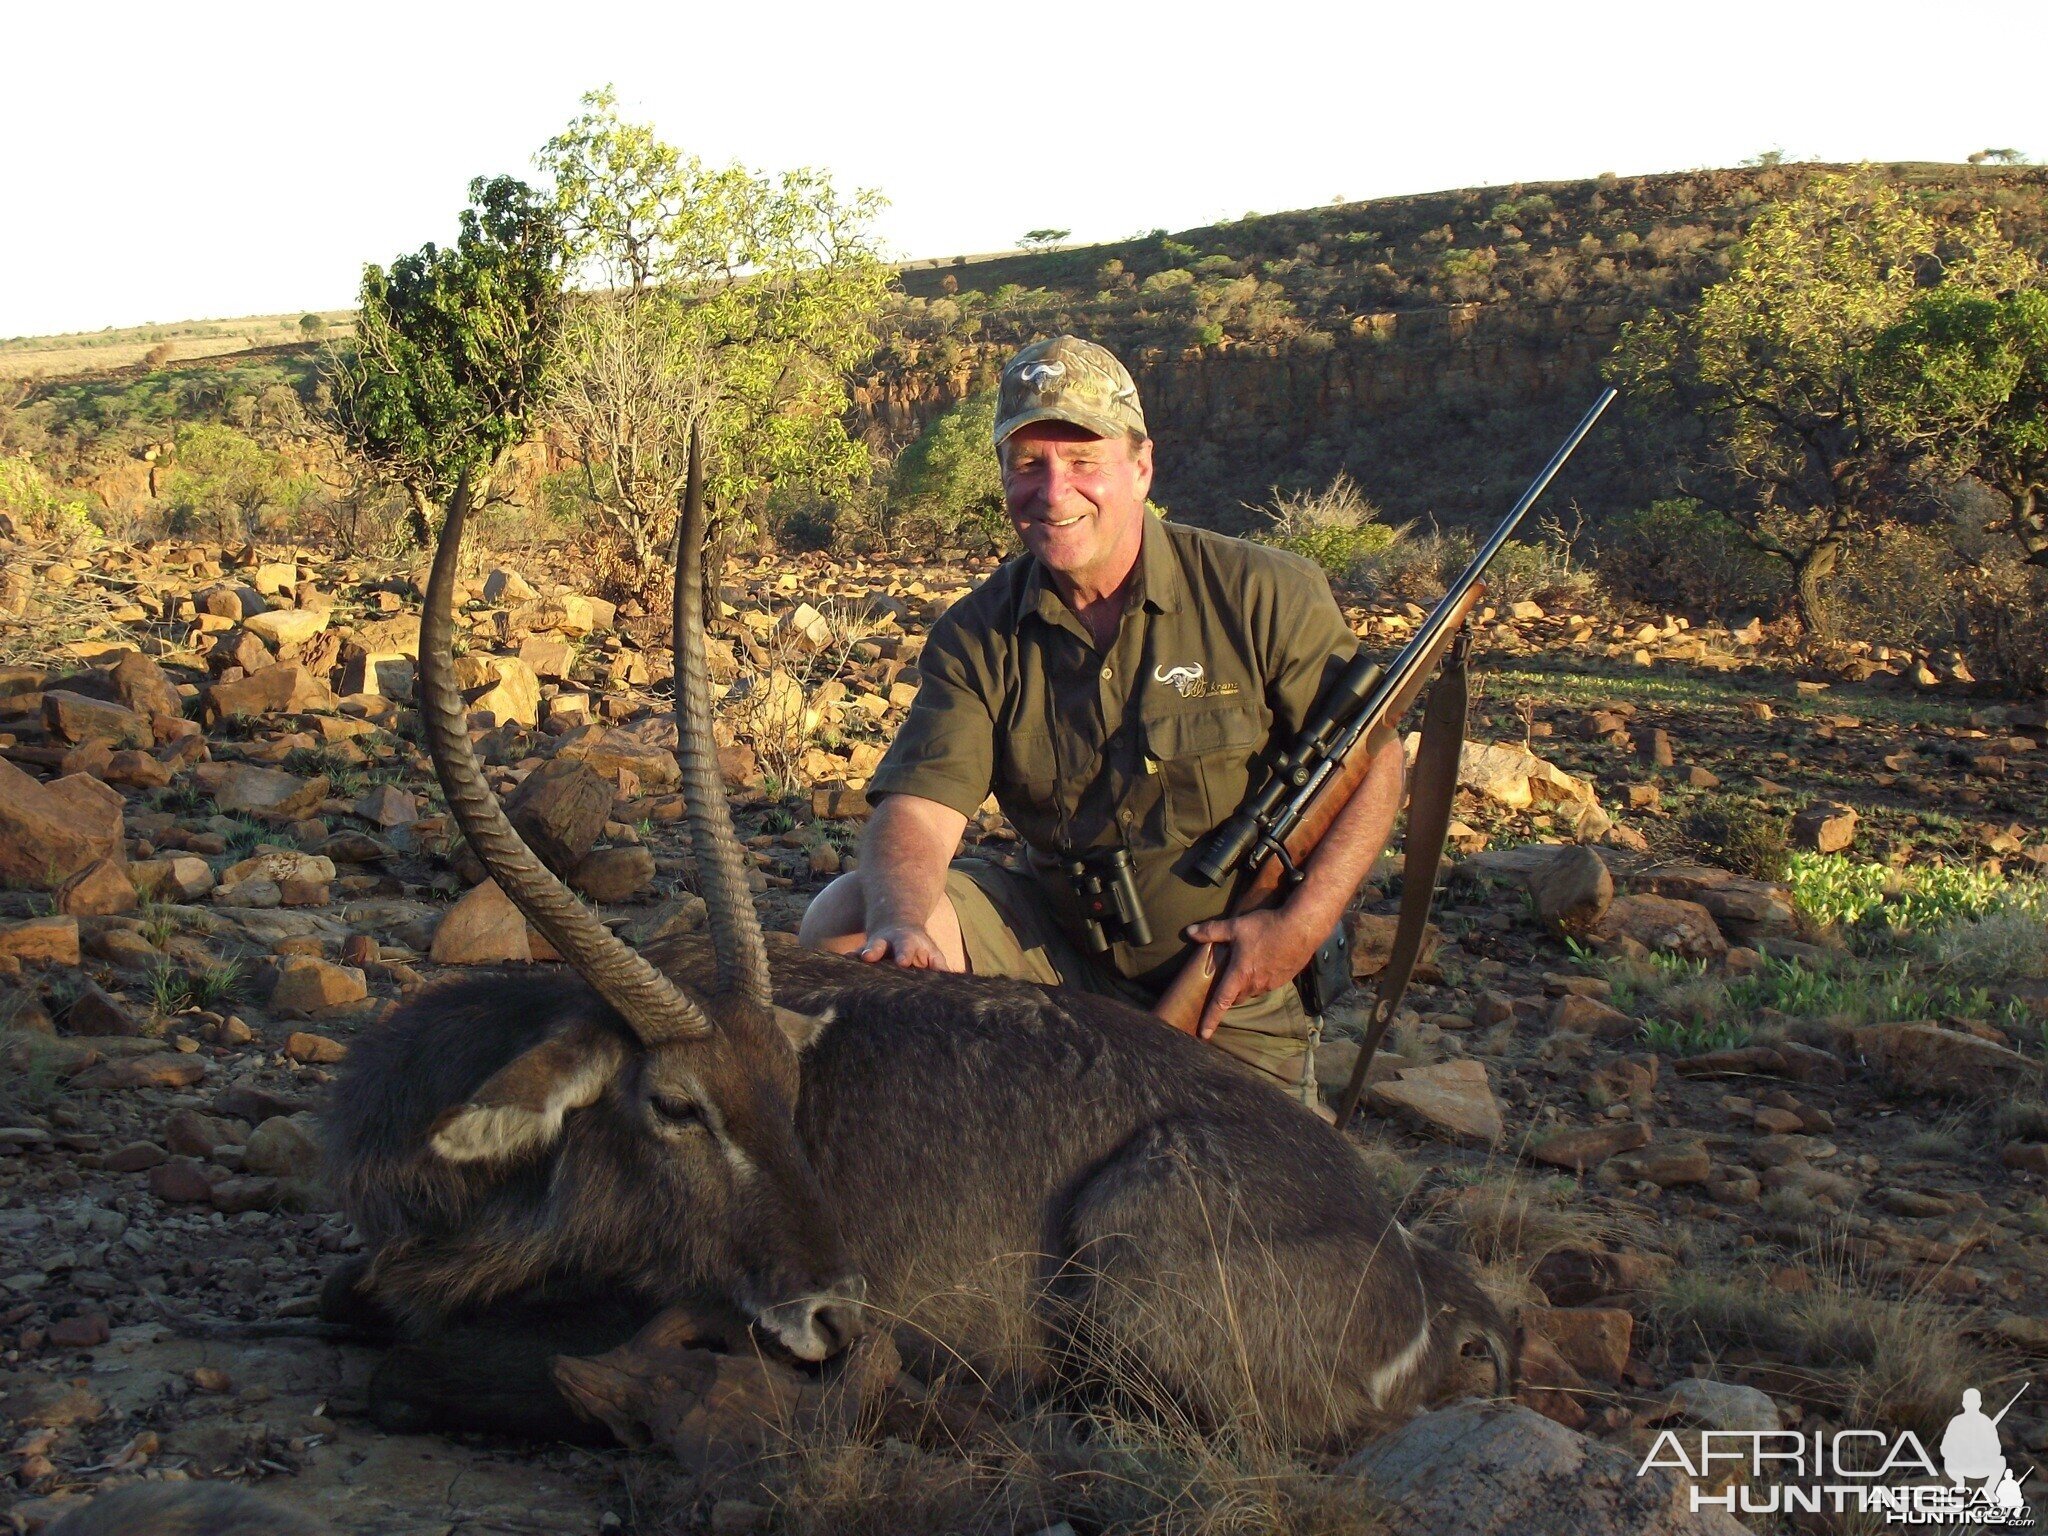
left=418, top=463, right=713, bottom=1043
left=673, top=423, right=772, bottom=1007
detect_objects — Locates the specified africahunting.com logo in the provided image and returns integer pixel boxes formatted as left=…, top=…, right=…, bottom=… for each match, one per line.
left=1637, top=1384, right=2037, bottom=1525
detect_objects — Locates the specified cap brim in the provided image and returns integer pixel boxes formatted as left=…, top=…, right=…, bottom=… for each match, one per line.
left=992, top=405, right=1135, bottom=447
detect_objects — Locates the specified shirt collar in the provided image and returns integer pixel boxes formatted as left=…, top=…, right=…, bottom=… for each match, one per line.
left=1019, top=511, right=1181, bottom=633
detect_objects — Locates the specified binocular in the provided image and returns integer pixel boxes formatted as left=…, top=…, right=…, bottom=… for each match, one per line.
left=1066, top=846, right=1152, bottom=953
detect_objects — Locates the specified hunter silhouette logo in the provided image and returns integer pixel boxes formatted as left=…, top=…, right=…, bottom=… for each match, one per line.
left=1637, top=1380, right=2035, bottom=1525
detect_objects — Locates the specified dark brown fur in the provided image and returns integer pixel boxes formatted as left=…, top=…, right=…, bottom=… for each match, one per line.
left=325, top=933, right=1506, bottom=1449
left=47, top=1484, right=327, bottom=1535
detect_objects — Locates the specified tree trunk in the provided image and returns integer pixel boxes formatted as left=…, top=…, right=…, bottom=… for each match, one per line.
left=1793, top=538, right=1844, bottom=636
left=2008, top=485, right=2048, bottom=567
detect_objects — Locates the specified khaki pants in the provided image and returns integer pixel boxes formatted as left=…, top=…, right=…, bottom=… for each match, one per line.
left=944, top=858, right=1319, bottom=1098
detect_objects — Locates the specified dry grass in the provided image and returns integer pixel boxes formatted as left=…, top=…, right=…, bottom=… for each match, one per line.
left=1416, top=1170, right=1648, bottom=1314
left=1650, top=1234, right=2009, bottom=1441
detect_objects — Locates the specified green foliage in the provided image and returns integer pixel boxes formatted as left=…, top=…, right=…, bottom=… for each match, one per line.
left=538, top=88, right=891, bottom=578
left=1609, top=171, right=2031, bottom=632
left=160, top=423, right=310, bottom=542
left=1639, top=1016, right=1756, bottom=1056
left=1251, top=471, right=1397, bottom=583
left=147, top=959, right=248, bottom=1017
left=298, top=313, right=326, bottom=339
left=1598, top=497, right=1786, bottom=614
left=1019, top=229, right=1070, bottom=250
left=1785, top=852, right=2048, bottom=942
left=0, top=454, right=96, bottom=542
left=331, top=174, right=567, bottom=526
left=887, top=391, right=1008, bottom=555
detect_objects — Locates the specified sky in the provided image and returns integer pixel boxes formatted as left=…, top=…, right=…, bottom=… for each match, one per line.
left=5, top=0, right=2044, bottom=339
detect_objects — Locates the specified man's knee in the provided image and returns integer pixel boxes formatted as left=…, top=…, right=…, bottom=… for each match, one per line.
left=798, top=870, right=867, bottom=951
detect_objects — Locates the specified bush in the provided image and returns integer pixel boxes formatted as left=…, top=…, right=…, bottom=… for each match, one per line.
left=1482, top=536, right=1602, bottom=611
left=1681, top=794, right=1791, bottom=881
left=1597, top=498, right=1784, bottom=617
left=1826, top=523, right=1965, bottom=651
left=887, top=392, right=1010, bottom=556
left=1356, top=520, right=1477, bottom=604
left=0, top=455, right=97, bottom=543
left=1250, top=472, right=1397, bottom=583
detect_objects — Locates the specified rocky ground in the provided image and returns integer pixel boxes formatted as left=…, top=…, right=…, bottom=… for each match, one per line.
left=0, top=528, right=2044, bottom=1534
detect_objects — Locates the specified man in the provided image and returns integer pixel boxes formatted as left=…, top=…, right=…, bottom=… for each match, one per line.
left=800, top=335, right=1406, bottom=1101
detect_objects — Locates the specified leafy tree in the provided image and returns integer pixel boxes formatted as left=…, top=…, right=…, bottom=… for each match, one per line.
left=298, top=313, right=326, bottom=340
left=1609, top=171, right=2030, bottom=631
left=1019, top=228, right=1071, bottom=251
left=538, top=88, right=891, bottom=584
left=1870, top=285, right=2048, bottom=566
left=887, top=391, right=1008, bottom=554
left=328, top=175, right=566, bottom=544
left=160, top=424, right=306, bottom=542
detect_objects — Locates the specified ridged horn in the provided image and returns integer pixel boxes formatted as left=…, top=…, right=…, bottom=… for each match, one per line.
left=673, top=423, right=772, bottom=1007
left=418, top=463, right=712, bottom=1042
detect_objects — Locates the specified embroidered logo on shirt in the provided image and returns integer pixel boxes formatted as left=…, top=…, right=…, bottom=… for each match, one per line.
left=1153, top=663, right=1239, bottom=699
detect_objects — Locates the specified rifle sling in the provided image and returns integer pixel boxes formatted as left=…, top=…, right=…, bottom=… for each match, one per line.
left=1334, top=632, right=1470, bottom=1131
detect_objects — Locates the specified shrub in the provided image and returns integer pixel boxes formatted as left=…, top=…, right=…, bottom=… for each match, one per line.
left=0, top=455, right=96, bottom=543
left=1356, top=519, right=1477, bottom=604
left=1482, top=536, right=1602, bottom=610
left=1681, top=794, right=1791, bottom=880
left=887, top=392, right=1010, bottom=556
left=1597, top=497, right=1784, bottom=616
left=1249, top=472, right=1397, bottom=583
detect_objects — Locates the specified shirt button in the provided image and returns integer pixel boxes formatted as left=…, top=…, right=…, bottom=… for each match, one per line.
left=1100, top=665, right=1112, bottom=681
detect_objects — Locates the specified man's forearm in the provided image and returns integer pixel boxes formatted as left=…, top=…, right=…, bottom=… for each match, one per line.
left=1281, top=728, right=1406, bottom=936
left=858, top=795, right=967, bottom=935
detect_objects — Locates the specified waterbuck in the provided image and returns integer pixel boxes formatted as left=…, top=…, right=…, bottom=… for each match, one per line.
left=323, top=430, right=1507, bottom=1451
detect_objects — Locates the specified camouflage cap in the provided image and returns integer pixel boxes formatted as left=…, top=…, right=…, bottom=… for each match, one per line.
left=992, top=335, right=1147, bottom=447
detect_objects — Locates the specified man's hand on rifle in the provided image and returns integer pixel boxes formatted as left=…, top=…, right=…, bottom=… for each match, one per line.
left=1182, top=906, right=1327, bottom=1040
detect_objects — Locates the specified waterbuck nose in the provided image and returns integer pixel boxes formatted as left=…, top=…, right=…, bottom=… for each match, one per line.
left=758, top=1274, right=867, bottom=1362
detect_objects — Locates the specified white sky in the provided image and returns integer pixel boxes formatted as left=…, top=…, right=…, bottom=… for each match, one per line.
left=5, top=0, right=2043, bottom=339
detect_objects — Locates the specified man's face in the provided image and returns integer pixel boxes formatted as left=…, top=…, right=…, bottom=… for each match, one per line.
left=1000, top=422, right=1154, bottom=589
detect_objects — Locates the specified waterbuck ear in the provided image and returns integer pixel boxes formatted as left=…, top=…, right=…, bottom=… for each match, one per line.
left=429, top=1021, right=627, bottom=1164
left=771, top=1004, right=833, bottom=1053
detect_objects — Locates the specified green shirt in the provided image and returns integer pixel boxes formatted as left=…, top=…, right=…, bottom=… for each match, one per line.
left=866, top=514, right=1359, bottom=990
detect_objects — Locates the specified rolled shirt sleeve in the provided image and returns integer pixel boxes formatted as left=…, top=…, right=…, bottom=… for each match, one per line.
left=863, top=616, right=997, bottom=820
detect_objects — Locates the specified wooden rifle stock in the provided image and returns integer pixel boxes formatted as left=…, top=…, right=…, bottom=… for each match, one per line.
left=1151, top=582, right=1487, bottom=1036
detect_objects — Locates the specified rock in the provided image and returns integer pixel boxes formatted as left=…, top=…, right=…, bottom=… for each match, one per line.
left=1528, top=845, right=1612, bottom=938
left=483, top=567, right=536, bottom=603
left=1790, top=801, right=1859, bottom=854
left=76, top=1054, right=208, bottom=1091
left=553, top=721, right=684, bottom=792
left=210, top=1175, right=290, bottom=1213
left=0, top=761, right=125, bottom=888
left=129, top=855, right=215, bottom=903
left=164, top=1109, right=245, bottom=1157
left=1635, top=727, right=1676, bottom=768
left=353, top=784, right=417, bottom=828
left=98, top=748, right=174, bottom=789
left=194, top=761, right=329, bottom=818
left=43, top=690, right=152, bottom=747
left=283, top=1030, right=349, bottom=1063
left=1339, top=1400, right=1745, bottom=1536
left=571, top=845, right=656, bottom=904
left=1586, top=894, right=1727, bottom=960
left=1845, top=1021, right=2043, bottom=1097
left=201, top=663, right=335, bottom=723
left=241, top=608, right=329, bottom=647
left=1368, top=1059, right=1503, bottom=1146
left=1585, top=1056, right=1657, bottom=1111
left=1414, top=737, right=1611, bottom=840
left=811, top=781, right=870, bottom=820
left=506, top=757, right=613, bottom=873
left=430, top=878, right=532, bottom=964
left=105, top=651, right=183, bottom=719
left=1549, top=994, right=1637, bottom=1039
left=455, top=654, right=541, bottom=728
left=1525, top=1121, right=1651, bottom=1172
left=222, top=849, right=336, bottom=887
left=65, top=981, right=142, bottom=1037
left=47, top=1313, right=110, bottom=1349
left=1532, top=1248, right=1673, bottom=1306
left=2002, top=1142, right=2048, bottom=1176
left=104, top=1140, right=168, bottom=1173
left=340, top=650, right=415, bottom=699
left=0, top=915, right=81, bottom=965
left=1519, top=1306, right=1632, bottom=1383
left=270, top=960, right=366, bottom=1017
left=1611, top=1142, right=1713, bottom=1188
left=1348, top=909, right=1441, bottom=978
left=1643, top=1377, right=1781, bottom=1433
left=213, top=1084, right=309, bottom=1122
left=242, top=1113, right=323, bottom=1178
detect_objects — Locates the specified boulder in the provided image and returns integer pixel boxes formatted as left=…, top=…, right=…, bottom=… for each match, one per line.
left=0, top=916, right=80, bottom=965
left=1519, top=1307, right=1633, bottom=1383
left=483, top=567, right=536, bottom=603
left=201, top=663, right=335, bottom=723
left=1368, top=1059, right=1503, bottom=1147
left=571, top=846, right=657, bottom=904
left=108, top=651, right=183, bottom=720
left=1413, top=737, right=1612, bottom=840
left=43, top=690, right=151, bottom=748
left=1524, top=1121, right=1651, bottom=1172
left=1790, top=801, right=1859, bottom=854
left=1529, top=845, right=1613, bottom=938
left=269, top=958, right=367, bottom=1017
left=241, top=609, right=329, bottom=648
left=0, top=762, right=125, bottom=888
left=454, top=654, right=541, bottom=728
left=1845, top=1021, right=2043, bottom=1097
left=338, top=651, right=415, bottom=699
left=1339, top=1400, right=1745, bottom=1536
left=222, top=850, right=336, bottom=887
left=553, top=721, right=684, bottom=792
left=194, top=762, right=329, bottom=818
left=352, top=784, right=418, bottom=828
left=242, top=1113, right=324, bottom=1179
left=506, top=757, right=613, bottom=873
left=53, top=857, right=137, bottom=917
left=1549, top=994, right=1638, bottom=1039
left=430, top=878, right=532, bottom=964
left=1586, top=894, right=1727, bottom=960
left=129, top=855, right=216, bottom=903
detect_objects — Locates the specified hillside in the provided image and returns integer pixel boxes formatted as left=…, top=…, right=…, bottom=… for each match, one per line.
left=6, top=162, right=2046, bottom=535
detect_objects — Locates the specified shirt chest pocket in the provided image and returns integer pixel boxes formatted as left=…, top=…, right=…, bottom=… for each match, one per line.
left=1143, top=705, right=1264, bottom=849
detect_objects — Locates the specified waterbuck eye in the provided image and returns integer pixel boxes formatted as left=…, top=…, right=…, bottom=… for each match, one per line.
left=650, top=1096, right=704, bottom=1127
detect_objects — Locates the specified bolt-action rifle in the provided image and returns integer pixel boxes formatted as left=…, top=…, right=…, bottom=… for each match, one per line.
left=1150, top=389, right=1617, bottom=1124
